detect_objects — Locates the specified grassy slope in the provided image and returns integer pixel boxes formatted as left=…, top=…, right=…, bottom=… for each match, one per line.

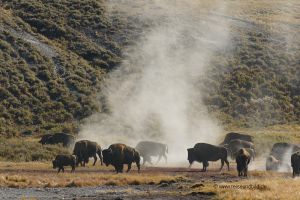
left=202, top=0, right=300, bottom=127
left=0, top=0, right=299, bottom=137
left=0, top=0, right=140, bottom=136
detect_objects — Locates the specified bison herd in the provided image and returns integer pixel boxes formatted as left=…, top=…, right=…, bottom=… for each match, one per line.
left=41, top=132, right=300, bottom=177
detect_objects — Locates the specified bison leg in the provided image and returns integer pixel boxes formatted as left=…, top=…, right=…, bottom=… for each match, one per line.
left=156, top=155, right=162, bottom=164
left=127, top=163, right=132, bottom=173
left=57, top=168, right=61, bottom=174
left=116, top=164, right=123, bottom=173
left=136, top=162, right=140, bottom=173
left=220, top=160, right=225, bottom=171
left=244, top=168, right=248, bottom=177
left=93, top=154, right=97, bottom=166
left=142, top=157, right=146, bottom=166
left=225, top=159, right=230, bottom=171
left=143, top=156, right=152, bottom=165
left=75, top=156, right=79, bottom=167
left=62, top=167, right=65, bottom=173
left=148, top=157, right=153, bottom=165
left=113, top=164, right=121, bottom=174
left=142, top=157, right=147, bottom=166
left=114, top=166, right=119, bottom=174
left=163, top=154, right=167, bottom=163
left=202, top=161, right=208, bottom=172
left=99, top=155, right=103, bottom=166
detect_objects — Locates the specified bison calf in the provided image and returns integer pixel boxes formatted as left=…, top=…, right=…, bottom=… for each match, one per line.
left=52, top=154, right=76, bottom=173
left=291, top=152, right=300, bottom=177
left=236, top=148, right=251, bottom=177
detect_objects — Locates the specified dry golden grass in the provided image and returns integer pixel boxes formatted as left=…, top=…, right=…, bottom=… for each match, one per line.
left=201, top=177, right=300, bottom=200
left=0, top=161, right=184, bottom=188
left=186, top=169, right=299, bottom=200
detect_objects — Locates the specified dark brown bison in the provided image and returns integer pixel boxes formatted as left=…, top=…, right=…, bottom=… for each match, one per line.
left=236, top=148, right=251, bottom=177
left=270, top=142, right=300, bottom=161
left=225, top=139, right=254, bottom=159
left=52, top=154, right=76, bottom=173
left=102, top=143, right=140, bottom=173
left=291, top=152, right=300, bottom=177
left=135, top=141, right=168, bottom=165
left=187, top=143, right=229, bottom=172
left=220, top=132, right=253, bottom=145
left=266, top=155, right=290, bottom=171
left=73, top=140, right=103, bottom=166
left=39, top=133, right=75, bottom=147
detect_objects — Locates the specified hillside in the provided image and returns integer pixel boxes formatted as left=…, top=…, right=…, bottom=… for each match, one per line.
left=0, top=0, right=142, bottom=135
left=0, top=0, right=299, bottom=136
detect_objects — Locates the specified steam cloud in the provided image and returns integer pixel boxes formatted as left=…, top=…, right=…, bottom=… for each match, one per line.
left=79, top=0, right=230, bottom=165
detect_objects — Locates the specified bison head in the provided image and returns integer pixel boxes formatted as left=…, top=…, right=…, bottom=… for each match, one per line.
left=102, top=148, right=113, bottom=166
left=39, top=138, right=47, bottom=145
left=39, top=134, right=53, bottom=145
left=187, top=148, right=195, bottom=165
left=52, top=160, right=58, bottom=169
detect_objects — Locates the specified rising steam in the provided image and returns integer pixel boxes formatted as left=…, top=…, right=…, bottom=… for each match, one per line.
left=79, top=0, right=230, bottom=164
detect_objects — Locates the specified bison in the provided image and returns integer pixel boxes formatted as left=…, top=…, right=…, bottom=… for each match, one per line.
left=225, top=139, right=254, bottom=159
left=73, top=140, right=103, bottom=166
left=52, top=154, right=76, bottom=173
left=102, top=143, right=140, bottom=173
left=270, top=142, right=300, bottom=161
left=266, top=155, right=290, bottom=171
left=135, top=141, right=168, bottom=165
left=291, top=152, right=300, bottom=177
left=236, top=148, right=251, bottom=177
left=187, top=143, right=229, bottom=172
left=39, top=133, right=75, bottom=147
left=220, top=132, right=253, bottom=145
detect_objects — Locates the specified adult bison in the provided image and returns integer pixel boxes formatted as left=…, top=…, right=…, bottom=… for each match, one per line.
left=102, top=143, right=140, bottom=173
left=236, top=148, right=251, bottom=177
left=135, top=141, right=168, bottom=165
left=270, top=142, right=300, bottom=161
left=225, top=139, right=254, bottom=159
left=187, top=143, right=229, bottom=172
left=73, top=140, right=103, bottom=166
left=52, top=154, right=76, bottom=173
left=220, top=132, right=253, bottom=145
left=39, top=133, right=74, bottom=147
left=291, top=152, right=300, bottom=177
left=266, top=155, right=290, bottom=171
